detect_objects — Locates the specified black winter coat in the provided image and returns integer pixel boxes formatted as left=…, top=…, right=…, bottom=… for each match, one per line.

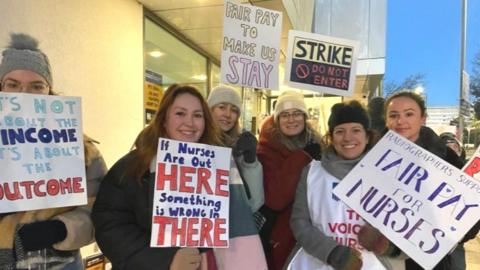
left=92, top=152, right=178, bottom=270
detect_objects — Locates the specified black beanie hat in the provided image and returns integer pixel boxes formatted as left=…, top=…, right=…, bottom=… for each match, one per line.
left=328, top=100, right=370, bottom=133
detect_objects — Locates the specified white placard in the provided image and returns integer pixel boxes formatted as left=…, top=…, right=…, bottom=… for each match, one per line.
left=221, top=0, right=282, bottom=90
left=333, top=131, right=480, bottom=270
left=150, top=138, right=232, bottom=248
left=0, top=92, right=86, bottom=212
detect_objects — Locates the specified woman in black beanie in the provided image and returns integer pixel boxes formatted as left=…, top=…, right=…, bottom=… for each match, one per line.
left=287, top=100, right=386, bottom=270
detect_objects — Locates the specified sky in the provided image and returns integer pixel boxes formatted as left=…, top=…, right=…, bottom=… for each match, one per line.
left=385, top=0, right=480, bottom=106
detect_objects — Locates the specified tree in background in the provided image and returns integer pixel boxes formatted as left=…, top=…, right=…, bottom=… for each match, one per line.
left=383, top=73, right=427, bottom=97
left=470, top=51, right=480, bottom=118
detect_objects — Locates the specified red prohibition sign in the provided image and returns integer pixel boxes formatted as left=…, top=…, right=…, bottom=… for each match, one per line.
left=296, top=64, right=310, bottom=79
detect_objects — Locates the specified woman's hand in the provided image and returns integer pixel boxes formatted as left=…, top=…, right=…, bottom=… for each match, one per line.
left=327, top=245, right=363, bottom=270
left=169, top=248, right=201, bottom=270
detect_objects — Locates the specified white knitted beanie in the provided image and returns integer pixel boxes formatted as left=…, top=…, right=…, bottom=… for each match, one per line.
left=274, top=91, right=307, bottom=121
left=207, top=85, right=242, bottom=113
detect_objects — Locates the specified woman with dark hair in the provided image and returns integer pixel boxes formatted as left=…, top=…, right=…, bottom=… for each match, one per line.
left=92, top=84, right=220, bottom=270
left=358, top=91, right=480, bottom=270
left=92, top=84, right=266, bottom=270
left=257, top=91, right=322, bottom=270
left=287, top=100, right=387, bottom=270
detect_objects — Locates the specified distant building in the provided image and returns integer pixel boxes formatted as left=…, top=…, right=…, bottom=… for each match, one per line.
left=427, top=106, right=459, bottom=126
left=426, top=105, right=474, bottom=138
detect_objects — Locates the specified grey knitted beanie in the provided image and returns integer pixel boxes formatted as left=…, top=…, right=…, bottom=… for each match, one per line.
left=0, top=33, right=52, bottom=86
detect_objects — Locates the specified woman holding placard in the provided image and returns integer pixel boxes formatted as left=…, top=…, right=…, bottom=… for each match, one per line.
left=207, top=84, right=264, bottom=213
left=92, top=84, right=266, bottom=270
left=287, top=100, right=388, bottom=270
left=256, top=91, right=322, bottom=270
left=358, top=91, right=480, bottom=270
left=0, top=33, right=107, bottom=270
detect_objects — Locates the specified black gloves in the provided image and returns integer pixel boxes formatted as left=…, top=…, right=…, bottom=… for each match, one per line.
left=18, top=220, right=67, bottom=251
left=303, top=140, right=321, bottom=160
left=327, top=245, right=363, bottom=270
left=235, top=131, right=257, bottom=163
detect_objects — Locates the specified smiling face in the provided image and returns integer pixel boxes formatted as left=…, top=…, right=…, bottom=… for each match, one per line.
left=277, top=109, right=305, bottom=137
left=211, top=103, right=240, bottom=132
left=331, top=122, right=369, bottom=160
left=386, top=96, right=426, bottom=142
left=164, top=93, right=205, bottom=142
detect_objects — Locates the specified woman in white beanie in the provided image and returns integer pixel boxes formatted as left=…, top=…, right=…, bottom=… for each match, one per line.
left=0, top=33, right=107, bottom=270
left=207, top=85, right=265, bottom=213
left=256, top=91, right=322, bottom=270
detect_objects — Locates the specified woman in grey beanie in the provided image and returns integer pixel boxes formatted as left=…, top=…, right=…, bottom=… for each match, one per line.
left=0, top=33, right=107, bottom=270
left=0, top=33, right=53, bottom=94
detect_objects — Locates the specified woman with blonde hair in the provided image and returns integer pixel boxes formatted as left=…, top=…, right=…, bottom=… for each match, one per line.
left=207, top=85, right=264, bottom=212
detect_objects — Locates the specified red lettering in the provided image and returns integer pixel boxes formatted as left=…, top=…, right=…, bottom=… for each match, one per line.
left=19, top=181, right=35, bottom=199
left=464, top=157, right=480, bottom=177
left=179, top=166, right=195, bottom=193
left=72, top=177, right=84, bottom=193
left=199, top=218, right=213, bottom=246
left=3, top=182, right=23, bottom=200
left=34, top=180, right=46, bottom=197
left=0, top=177, right=84, bottom=203
left=352, top=224, right=361, bottom=234
left=346, top=209, right=361, bottom=220
left=338, top=223, right=347, bottom=233
left=59, top=178, right=72, bottom=194
left=153, top=216, right=171, bottom=246
left=186, top=218, right=199, bottom=246
left=327, top=66, right=336, bottom=76
left=196, top=168, right=213, bottom=195
left=215, top=169, right=229, bottom=197
left=47, top=179, right=60, bottom=195
left=171, top=217, right=187, bottom=246
left=157, top=163, right=178, bottom=190
left=328, top=222, right=362, bottom=234
left=152, top=217, right=227, bottom=247
left=156, top=165, right=230, bottom=196
left=214, top=218, right=228, bottom=246
left=328, top=222, right=337, bottom=232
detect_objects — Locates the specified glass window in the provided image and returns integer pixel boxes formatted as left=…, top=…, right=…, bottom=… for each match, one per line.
left=144, top=18, right=208, bottom=95
left=210, top=64, right=220, bottom=90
